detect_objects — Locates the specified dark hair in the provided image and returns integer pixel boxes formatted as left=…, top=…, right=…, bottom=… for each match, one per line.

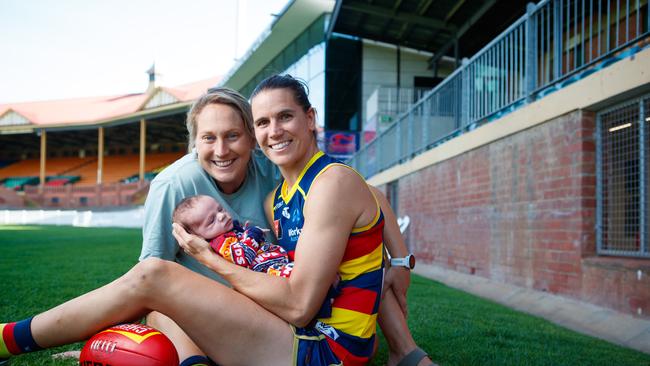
left=250, top=74, right=311, bottom=112
left=172, top=195, right=206, bottom=234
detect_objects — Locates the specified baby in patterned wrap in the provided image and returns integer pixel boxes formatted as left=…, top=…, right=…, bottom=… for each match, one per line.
left=173, top=194, right=293, bottom=277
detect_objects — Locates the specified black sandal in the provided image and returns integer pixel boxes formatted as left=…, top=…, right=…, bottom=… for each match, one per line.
left=396, top=347, right=434, bottom=366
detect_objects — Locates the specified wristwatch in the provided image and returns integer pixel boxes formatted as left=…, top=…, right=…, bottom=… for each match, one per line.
left=390, top=254, right=416, bottom=270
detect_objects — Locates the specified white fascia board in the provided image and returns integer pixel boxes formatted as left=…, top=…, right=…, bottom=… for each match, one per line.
left=222, top=0, right=335, bottom=91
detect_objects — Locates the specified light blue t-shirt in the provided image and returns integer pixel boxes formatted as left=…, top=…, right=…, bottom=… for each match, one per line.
left=139, top=149, right=281, bottom=283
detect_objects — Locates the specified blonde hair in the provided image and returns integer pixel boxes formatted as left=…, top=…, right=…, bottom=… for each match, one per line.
left=186, top=87, right=254, bottom=151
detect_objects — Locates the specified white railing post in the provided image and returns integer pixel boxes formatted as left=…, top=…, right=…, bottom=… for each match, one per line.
left=526, top=2, right=539, bottom=101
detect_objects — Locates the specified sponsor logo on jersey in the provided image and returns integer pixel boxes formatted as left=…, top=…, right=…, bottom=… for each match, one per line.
left=315, top=321, right=340, bottom=340
left=288, top=227, right=302, bottom=238
left=282, top=206, right=291, bottom=219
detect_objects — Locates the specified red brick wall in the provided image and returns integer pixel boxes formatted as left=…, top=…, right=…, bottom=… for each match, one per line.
left=0, top=186, right=24, bottom=207
left=23, top=181, right=147, bottom=208
left=389, top=109, right=650, bottom=318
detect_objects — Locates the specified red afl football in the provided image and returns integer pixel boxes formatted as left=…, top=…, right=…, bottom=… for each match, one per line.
left=79, top=323, right=179, bottom=366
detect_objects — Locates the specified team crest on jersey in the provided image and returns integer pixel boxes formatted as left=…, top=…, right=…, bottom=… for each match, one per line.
left=273, top=219, right=282, bottom=239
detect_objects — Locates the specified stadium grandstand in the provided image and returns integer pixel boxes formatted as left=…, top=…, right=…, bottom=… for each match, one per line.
left=0, top=70, right=219, bottom=208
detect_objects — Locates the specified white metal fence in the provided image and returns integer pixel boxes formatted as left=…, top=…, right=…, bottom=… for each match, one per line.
left=349, top=0, right=650, bottom=178
left=0, top=207, right=145, bottom=228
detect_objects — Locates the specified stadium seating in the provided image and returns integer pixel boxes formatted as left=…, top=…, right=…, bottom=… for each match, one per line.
left=1, top=176, right=39, bottom=191
left=0, top=153, right=182, bottom=188
left=0, top=157, right=94, bottom=181
left=69, top=152, right=182, bottom=185
left=0, top=153, right=183, bottom=207
left=0, top=160, right=16, bottom=169
left=44, top=176, right=81, bottom=186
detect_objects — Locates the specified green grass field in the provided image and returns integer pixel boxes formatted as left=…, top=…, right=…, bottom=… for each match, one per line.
left=1, top=225, right=649, bottom=366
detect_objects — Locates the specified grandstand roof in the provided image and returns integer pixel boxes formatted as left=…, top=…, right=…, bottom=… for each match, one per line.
left=329, top=0, right=529, bottom=67
left=0, top=77, right=220, bottom=131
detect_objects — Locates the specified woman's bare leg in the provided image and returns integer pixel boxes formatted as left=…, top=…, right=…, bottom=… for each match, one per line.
left=29, top=258, right=293, bottom=366
left=379, top=289, right=434, bottom=366
left=147, top=311, right=206, bottom=363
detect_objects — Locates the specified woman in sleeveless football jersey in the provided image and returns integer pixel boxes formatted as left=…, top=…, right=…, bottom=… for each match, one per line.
left=249, top=75, right=385, bottom=365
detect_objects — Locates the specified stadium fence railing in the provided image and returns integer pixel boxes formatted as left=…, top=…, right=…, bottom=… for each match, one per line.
left=348, top=0, right=650, bottom=178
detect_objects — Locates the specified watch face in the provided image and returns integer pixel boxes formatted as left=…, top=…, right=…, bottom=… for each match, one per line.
left=408, top=254, right=416, bottom=269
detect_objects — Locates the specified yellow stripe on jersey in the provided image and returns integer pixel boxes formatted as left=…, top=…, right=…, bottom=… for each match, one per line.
left=0, top=324, right=10, bottom=357
left=338, top=244, right=384, bottom=281
left=351, top=201, right=381, bottom=233
left=310, top=161, right=382, bottom=234
left=291, top=331, right=299, bottom=366
left=320, top=308, right=378, bottom=339
left=310, top=162, right=348, bottom=197
left=281, top=151, right=325, bottom=203
left=290, top=325, right=327, bottom=341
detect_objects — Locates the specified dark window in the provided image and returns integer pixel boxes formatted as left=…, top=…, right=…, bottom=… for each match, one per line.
left=325, top=35, right=362, bottom=131
left=597, top=95, right=650, bottom=258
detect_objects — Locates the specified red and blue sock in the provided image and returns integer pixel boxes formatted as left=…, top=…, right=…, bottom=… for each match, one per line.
left=180, top=355, right=219, bottom=366
left=1, top=318, right=42, bottom=359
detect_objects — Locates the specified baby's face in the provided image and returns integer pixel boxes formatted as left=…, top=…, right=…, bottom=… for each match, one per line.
left=185, top=196, right=233, bottom=239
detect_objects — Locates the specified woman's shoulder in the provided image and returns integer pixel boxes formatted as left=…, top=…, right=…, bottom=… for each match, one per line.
left=313, top=154, right=364, bottom=185
left=318, top=162, right=364, bottom=185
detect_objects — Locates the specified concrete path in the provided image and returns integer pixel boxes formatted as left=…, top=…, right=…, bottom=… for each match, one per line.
left=414, top=264, right=650, bottom=355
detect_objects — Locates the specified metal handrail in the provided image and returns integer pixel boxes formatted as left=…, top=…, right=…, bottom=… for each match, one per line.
left=349, top=0, right=650, bottom=178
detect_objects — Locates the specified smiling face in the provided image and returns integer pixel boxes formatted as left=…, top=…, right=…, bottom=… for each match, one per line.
left=251, top=88, right=318, bottom=179
left=181, top=195, right=233, bottom=240
left=195, top=103, right=256, bottom=194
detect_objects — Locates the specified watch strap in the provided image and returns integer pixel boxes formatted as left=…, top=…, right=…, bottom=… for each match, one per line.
left=390, top=254, right=414, bottom=269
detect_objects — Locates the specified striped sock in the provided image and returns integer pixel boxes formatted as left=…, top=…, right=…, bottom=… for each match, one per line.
left=0, top=318, right=42, bottom=359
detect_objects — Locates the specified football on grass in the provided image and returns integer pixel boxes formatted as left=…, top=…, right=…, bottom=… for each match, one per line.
left=79, top=323, right=178, bottom=366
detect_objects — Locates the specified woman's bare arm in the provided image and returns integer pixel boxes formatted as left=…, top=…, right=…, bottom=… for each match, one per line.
left=369, top=185, right=411, bottom=317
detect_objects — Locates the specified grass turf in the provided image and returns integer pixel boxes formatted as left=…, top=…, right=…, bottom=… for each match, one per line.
left=0, top=225, right=649, bottom=366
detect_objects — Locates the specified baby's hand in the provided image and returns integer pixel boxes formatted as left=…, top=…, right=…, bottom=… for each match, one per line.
left=243, top=220, right=270, bottom=233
